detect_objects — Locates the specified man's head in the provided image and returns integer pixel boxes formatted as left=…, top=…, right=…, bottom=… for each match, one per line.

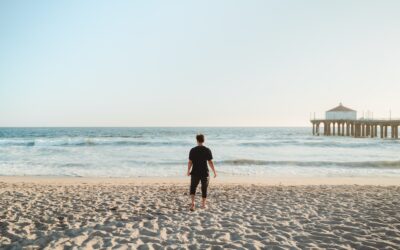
left=196, top=134, right=205, bottom=144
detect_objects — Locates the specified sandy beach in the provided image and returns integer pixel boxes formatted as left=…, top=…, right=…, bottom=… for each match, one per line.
left=0, top=177, right=399, bottom=249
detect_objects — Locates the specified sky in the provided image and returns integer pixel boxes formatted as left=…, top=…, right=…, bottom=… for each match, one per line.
left=1, top=0, right=400, bottom=127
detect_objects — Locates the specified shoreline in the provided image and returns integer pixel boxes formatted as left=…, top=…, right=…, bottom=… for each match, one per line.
left=1, top=175, right=400, bottom=186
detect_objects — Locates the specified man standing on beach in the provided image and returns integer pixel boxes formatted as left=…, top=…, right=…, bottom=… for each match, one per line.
left=187, top=134, right=217, bottom=211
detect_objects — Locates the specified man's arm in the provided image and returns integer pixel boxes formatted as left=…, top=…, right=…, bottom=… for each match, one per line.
left=187, top=160, right=193, bottom=176
left=208, top=160, right=217, bottom=178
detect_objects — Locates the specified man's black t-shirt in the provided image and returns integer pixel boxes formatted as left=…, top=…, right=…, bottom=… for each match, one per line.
left=189, top=146, right=213, bottom=177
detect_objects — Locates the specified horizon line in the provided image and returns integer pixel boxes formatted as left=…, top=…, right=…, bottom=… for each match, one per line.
left=0, top=125, right=310, bottom=128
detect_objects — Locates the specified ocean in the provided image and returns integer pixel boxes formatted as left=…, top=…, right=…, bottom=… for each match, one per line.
left=1, top=127, right=400, bottom=178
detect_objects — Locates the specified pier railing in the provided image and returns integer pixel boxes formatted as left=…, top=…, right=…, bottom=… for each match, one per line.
left=358, top=117, right=400, bottom=121
left=310, top=117, right=400, bottom=122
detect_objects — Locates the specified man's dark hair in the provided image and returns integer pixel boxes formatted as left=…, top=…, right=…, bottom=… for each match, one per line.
left=196, top=134, right=205, bottom=143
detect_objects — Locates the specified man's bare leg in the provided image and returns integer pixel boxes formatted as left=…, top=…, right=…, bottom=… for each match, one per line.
left=201, top=197, right=206, bottom=208
left=190, top=195, right=195, bottom=211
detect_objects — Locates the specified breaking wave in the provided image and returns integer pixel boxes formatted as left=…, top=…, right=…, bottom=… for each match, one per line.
left=239, top=140, right=396, bottom=148
left=218, top=159, right=400, bottom=169
left=0, top=138, right=190, bottom=147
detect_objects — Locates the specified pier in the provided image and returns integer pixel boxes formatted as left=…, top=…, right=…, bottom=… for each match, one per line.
left=311, top=119, right=400, bottom=139
left=310, top=103, right=400, bottom=139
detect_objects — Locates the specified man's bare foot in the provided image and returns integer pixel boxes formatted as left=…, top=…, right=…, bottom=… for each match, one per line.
left=201, top=203, right=207, bottom=209
left=190, top=204, right=195, bottom=211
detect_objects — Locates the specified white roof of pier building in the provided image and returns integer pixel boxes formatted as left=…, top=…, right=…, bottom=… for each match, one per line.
left=327, top=103, right=355, bottom=112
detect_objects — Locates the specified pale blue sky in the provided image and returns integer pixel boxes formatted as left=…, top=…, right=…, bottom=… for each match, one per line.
left=1, top=1, right=399, bottom=126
